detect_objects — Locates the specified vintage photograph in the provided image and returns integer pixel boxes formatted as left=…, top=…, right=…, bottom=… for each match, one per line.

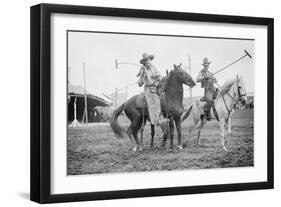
left=67, top=31, right=254, bottom=175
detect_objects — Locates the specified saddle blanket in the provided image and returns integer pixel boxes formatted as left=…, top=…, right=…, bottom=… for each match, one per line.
left=135, top=93, right=147, bottom=109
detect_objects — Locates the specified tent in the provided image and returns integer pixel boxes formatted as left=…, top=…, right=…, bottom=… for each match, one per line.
left=68, top=85, right=111, bottom=124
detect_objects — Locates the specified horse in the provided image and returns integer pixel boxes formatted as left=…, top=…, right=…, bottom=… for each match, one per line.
left=110, top=63, right=196, bottom=151
left=181, top=75, right=247, bottom=151
left=94, top=105, right=115, bottom=122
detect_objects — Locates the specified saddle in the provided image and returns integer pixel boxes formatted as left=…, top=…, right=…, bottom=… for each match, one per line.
left=135, top=93, right=148, bottom=109
left=200, top=89, right=220, bottom=121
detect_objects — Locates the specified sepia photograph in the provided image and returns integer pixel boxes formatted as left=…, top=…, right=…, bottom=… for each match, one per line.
left=67, top=30, right=254, bottom=175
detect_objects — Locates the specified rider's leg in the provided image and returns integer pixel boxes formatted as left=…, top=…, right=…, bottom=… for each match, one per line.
left=174, top=116, right=183, bottom=150
left=150, top=124, right=155, bottom=148
left=204, top=101, right=212, bottom=121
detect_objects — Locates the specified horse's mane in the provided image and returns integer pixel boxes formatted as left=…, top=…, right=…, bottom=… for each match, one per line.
left=217, top=79, right=237, bottom=96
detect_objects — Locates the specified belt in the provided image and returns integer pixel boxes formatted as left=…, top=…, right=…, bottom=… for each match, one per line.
left=145, top=84, right=156, bottom=87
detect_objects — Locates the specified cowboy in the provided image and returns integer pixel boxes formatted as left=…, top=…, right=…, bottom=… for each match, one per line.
left=137, top=53, right=168, bottom=129
left=196, top=57, right=219, bottom=121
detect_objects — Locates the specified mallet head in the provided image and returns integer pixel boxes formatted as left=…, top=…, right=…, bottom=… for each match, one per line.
left=244, top=50, right=252, bottom=59
left=115, top=59, right=118, bottom=69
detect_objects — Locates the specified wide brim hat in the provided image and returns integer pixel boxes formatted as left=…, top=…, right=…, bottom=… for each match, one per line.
left=201, top=57, right=211, bottom=66
left=140, top=53, right=154, bottom=64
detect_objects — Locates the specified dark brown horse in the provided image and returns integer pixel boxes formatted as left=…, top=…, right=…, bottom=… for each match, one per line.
left=110, top=64, right=196, bottom=151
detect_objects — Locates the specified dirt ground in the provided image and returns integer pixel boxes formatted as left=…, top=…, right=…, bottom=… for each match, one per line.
left=67, top=110, right=254, bottom=175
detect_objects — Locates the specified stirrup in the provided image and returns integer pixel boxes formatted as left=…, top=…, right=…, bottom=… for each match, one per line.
left=204, top=110, right=211, bottom=121
left=200, top=97, right=207, bottom=102
left=159, top=119, right=169, bottom=134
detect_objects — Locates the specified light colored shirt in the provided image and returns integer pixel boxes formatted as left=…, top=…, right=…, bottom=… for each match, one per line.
left=197, top=69, right=217, bottom=88
left=141, top=64, right=161, bottom=86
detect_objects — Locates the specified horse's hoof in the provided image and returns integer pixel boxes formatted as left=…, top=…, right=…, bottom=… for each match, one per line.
left=223, top=146, right=228, bottom=152
left=139, top=146, right=143, bottom=151
left=178, top=145, right=184, bottom=150
left=132, top=146, right=138, bottom=152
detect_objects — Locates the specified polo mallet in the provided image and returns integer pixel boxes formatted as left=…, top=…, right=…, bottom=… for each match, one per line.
left=115, top=59, right=119, bottom=69
left=212, top=49, right=252, bottom=76
left=115, top=59, right=141, bottom=70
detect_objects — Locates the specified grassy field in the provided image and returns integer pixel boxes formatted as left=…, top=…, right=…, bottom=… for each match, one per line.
left=67, top=110, right=254, bottom=175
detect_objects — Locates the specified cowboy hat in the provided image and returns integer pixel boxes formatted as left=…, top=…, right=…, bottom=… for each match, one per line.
left=140, top=53, right=154, bottom=64
left=201, top=57, right=211, bottom=66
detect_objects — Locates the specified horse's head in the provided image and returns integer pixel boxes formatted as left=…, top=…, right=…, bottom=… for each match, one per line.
left=159, top=63, right=195, bottom=92
left=172, top=63, right=196, bottom=87
left=235, top=75, right=247, bottom=105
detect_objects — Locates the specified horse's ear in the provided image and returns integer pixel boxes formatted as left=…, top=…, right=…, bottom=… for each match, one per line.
left=173, top=64, right=176, bottom=69
left=179, top=62, right=182, bottom=67
left=166, top=69, right=169, bottom=75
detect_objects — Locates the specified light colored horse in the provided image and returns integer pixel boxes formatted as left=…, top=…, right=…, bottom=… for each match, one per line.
left=182, top=76, right=247, bottom=151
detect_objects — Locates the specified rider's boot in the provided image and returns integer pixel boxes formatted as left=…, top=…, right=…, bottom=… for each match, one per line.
left=200, top=96, right=207, bottom=102
left=158, top=115, right=169, bottom=135
left=204, top=102, right=212, bottom=121
left=204, top=108, right=211, bottom=121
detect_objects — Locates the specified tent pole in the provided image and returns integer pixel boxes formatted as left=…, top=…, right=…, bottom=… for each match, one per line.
left=83, top=62, right=88, bottom=124
left=70, top=97, right=80, bottom=127
left=188, top=53, right=192, bottom=98
left=115, top=88, right=118, bottom=106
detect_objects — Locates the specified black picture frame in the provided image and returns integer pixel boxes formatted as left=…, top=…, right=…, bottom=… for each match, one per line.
left=30, top=3, right=274, bottom=204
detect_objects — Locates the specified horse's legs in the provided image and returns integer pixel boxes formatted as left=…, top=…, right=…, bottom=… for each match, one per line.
left=139, top=117, right=147, bottom=151
left=162, top=133, right=167, bottom=148
left=169, top=117, right=175, bottom=149
left=197, top=118, right=205, bottom=146
left=224, top=117, right=231, bottom=145
left=162, top=117, right=173, bottom=148
left=150, top=124, right=155, bottom=148
left=132, top=119, right=142, bottom=151
left=127, top=119, right=141, bottom=151
left=174, top=117, right=183, bottom=150
left=227, top=117, right=231, bottom=135
left=184, top=117, right=199, bottom=147
left=126, top=125, right=136, bottom=150
left=189, top=118, right=199, bottom=138
left=219, top=119, right=228, bottom=151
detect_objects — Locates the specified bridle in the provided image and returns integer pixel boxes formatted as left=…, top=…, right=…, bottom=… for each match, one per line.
left=161, top=68, right=192, bottom=92
left=221, top=79, right=246, bottom=115
left=237, top=81, right=247, bottom=102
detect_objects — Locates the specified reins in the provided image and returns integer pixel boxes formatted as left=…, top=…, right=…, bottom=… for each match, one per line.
left=220, top=80, right=244, bottom=115
left=163, top=93, right=169, bottom=118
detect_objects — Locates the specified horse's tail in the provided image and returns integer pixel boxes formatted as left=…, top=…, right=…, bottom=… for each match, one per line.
left=110, top=102, right=126, bottom=138
left=181, top=105, right=193, bottom=122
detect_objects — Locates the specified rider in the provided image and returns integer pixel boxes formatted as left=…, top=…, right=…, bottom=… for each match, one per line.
left=137, top=53, right=168, bottom=131
left=196, top=57, right=219, bottom=121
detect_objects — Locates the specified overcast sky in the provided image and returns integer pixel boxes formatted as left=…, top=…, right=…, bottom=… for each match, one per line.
left=68, top=31, right=254, bottom=100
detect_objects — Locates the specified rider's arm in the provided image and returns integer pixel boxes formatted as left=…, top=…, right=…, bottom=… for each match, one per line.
left=151, top=65, right=161, bottom=78
left=137, top=77, right=144, bottom=87
left=213, top=77, right=217, bottom=83
left=136, top=66, right=145, bottom=77
left=209, top=72, right=217, bottom=83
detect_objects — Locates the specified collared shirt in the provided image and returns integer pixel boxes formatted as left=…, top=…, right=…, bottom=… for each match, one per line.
left=197, top=68, right=217, bottom=88
left=142, top=64, right=161, bottom=86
